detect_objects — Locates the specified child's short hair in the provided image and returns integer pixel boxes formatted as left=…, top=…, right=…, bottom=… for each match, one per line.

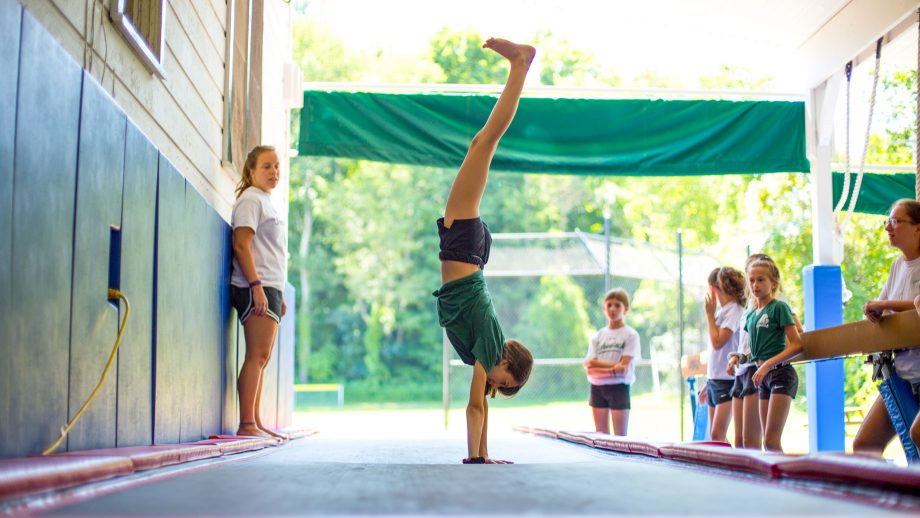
left=604, top=288, right=630, bottom=309
left=494, top=339, right=533, bottom=398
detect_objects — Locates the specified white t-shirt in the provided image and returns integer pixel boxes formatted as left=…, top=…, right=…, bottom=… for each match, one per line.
left=585, top=325, right=641, bottom=386
left=230, top=187, right=287, bottom=290
left=709, top=301, right=743, bottom=381
left=878, top=255, right=920, bottom=382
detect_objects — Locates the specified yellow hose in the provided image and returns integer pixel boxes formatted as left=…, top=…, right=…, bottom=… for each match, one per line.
left=42, top=289, right=130, bottom=455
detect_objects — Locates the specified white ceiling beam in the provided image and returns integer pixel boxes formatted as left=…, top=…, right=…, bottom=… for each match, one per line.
left=798, top=0, right=920, bottom=89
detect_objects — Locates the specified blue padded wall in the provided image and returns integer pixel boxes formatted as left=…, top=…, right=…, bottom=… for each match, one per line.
left=154, top=155, right=187, bottom=445
left=0, top=1, right=20, bottom=347
left=66, top=74, right=127, bottom=451
left=2, top=11, right=83, bottom=458
left=117, top=121, right=158, bottom=447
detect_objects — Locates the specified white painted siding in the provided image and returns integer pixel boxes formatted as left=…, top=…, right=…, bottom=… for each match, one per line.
left=18, top=0, right=292, bottom=221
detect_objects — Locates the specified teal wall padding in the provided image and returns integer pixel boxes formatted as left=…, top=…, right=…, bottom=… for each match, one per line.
left=2, top=10, right=82, bottom=458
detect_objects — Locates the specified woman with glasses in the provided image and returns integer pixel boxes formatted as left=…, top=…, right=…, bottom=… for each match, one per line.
left=852, top=199, right=920, bottom=456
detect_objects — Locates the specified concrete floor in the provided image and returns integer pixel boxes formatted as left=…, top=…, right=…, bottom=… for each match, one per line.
left=46, top=434, right=918, bottom=517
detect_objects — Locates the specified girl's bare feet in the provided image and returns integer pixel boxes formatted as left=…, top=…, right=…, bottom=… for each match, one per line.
left=482, top=38, right=535, bottom=68
left=256, top=420, right=289, bottom=440
left=237, top=422, right=272, bottom=438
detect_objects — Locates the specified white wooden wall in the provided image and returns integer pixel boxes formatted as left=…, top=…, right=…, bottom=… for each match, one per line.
left=18, top=0, right=292, bottom=220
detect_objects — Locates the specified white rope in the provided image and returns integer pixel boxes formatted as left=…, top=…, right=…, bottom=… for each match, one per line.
left=839, top=39, right=884, bottom=234
left=834, top=62, right=853, bottom=215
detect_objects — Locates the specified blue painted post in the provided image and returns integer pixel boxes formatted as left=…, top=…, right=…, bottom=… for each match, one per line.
left=802, top=265, right=845, bottom=451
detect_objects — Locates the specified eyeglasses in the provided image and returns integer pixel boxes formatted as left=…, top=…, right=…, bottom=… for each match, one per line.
left=886, top=217, right=916, bottom=228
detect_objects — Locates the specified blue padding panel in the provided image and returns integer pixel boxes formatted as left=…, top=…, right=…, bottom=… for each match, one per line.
left=0, top=2, right=20, bottom=353
left=1, top=12, right=83, bottom=459
left=184, top=186, right=220, bottom=441
left=878, top=374, right=920, bottom=461
left=209, top=209, right=233, bottom=433
left=803, top=265, right=845, bottom=452
left=278, top=283, right=296, bottom=429
left=67, top=73, right=127, bottom=451
left=218, top=219, right=236, bottom=434
left=154, top=156, right=186, bottom=444
left=116, top=121, right=158, bottom=447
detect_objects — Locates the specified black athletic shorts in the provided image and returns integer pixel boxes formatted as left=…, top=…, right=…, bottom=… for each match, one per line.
left=231, top=285, right=282, bottom=324
left=758, top=363, right=799, bottom=400
left=437, top=217, right=492, bottom=268
left=707, top=379, right=734, bottom=407
left=730, top=368, right=757, bottom=399
left=589, top=383, right=630, bottom=410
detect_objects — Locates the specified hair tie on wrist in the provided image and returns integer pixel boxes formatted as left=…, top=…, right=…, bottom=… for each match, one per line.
left=249, top=279, right=262, bottom=287
left=463, top=457, right=486, bottom=464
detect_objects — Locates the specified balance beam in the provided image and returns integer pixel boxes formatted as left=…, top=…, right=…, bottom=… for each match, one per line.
left=800, top=310, right=920, bottom=360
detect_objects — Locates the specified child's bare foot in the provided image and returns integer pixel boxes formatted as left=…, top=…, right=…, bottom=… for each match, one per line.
left=259, top=426, right=289, bottom=440
left=237, top=423, right=271, bottom=437
left=255, top=421, right=289, bottom=440
left=483, top=38, right=535, bottom=68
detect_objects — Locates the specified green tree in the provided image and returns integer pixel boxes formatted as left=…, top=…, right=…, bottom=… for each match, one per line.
left=513, top=276, right=593, bottom=358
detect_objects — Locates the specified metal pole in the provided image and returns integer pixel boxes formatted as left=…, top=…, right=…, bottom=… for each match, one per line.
left=603, top=210, right=611, bottom=293
left=677, top=229, right=685, bottom=441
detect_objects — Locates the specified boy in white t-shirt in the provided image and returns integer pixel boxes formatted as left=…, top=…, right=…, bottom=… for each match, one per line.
left=584, top=288, right=641, bottom=436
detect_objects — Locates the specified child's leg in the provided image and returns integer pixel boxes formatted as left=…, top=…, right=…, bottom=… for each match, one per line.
left=910, top=407, right=920, bottom=450
left=741, top=394, right=762, bottom=449
left=443, top=39, right=535, bottom=227
left=852, top=395, right=896, bottom=454
left=914, top=294, right=920, bottom=317
left=592, top=407, right=610, bottom=434
left=731, top=397, right=744, bottom=447
left=707, top=404, right=715, bottom=434
left=611, top=409, right=629, bottom=436
left=710, top=401, right=732, bottom=442
left=758, top=398, right=769, bottom=435
left=762, top=394, right=792, bottom=452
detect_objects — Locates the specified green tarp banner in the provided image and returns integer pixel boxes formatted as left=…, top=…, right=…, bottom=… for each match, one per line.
left=832, top=172, right=916, bottom=216
left=299, top=91, right=809, bottom=176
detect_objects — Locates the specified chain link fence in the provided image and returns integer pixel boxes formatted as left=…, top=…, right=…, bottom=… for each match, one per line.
left=444, top=231, right=719, bottom=415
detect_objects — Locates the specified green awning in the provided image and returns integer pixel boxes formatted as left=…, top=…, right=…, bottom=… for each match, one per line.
left=298, top=91, right=809, bottom=176
left=832, top=172, right=916, bottom=216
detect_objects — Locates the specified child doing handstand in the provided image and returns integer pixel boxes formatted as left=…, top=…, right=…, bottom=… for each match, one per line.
left=432, top=38, right=535, bottom=464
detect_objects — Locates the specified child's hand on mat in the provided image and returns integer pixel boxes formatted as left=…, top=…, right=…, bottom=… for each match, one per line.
left=485, top=457, right=513, bottom=464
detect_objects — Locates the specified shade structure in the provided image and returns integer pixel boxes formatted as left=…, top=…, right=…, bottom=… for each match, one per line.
left=298, top=91, right=810, bottom=176
left=832, top=172, right=916, bottom=216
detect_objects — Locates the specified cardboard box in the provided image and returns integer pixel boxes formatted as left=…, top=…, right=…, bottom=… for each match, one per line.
left=800, top=310, right=920, bottom=360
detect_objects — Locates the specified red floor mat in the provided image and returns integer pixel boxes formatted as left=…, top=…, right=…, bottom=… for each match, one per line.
left=0, top=455, right=133, bottom=500
left=658, top=443, right=795, bottom=477
left=778, top=452, right=920, bottom=493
